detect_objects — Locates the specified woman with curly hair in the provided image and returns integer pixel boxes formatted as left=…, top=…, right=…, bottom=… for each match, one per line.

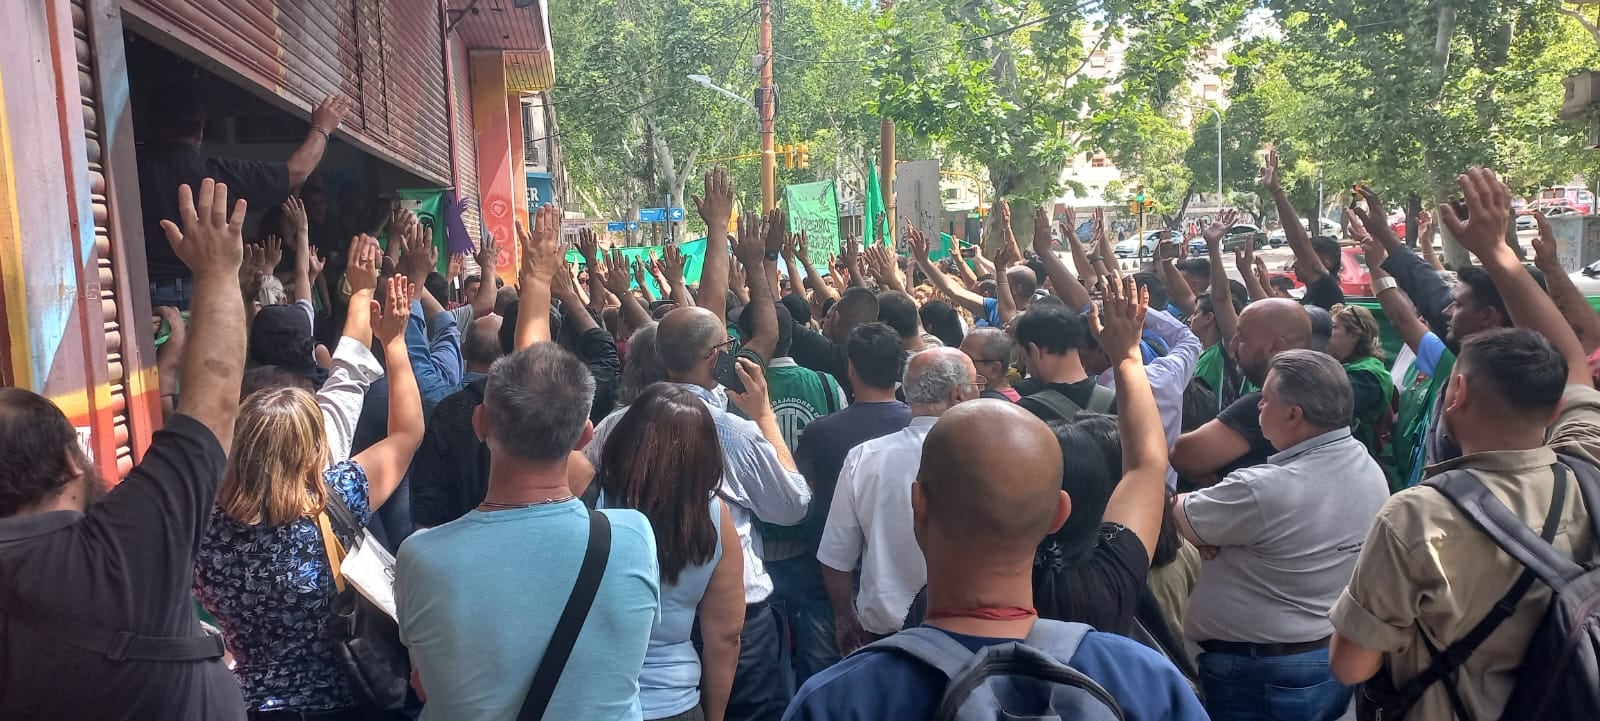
left=1327, top=303, right=1395, bottom=469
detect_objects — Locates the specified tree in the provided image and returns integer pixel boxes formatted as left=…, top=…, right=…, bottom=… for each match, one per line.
left=870, top=0, right=1248, bottom=246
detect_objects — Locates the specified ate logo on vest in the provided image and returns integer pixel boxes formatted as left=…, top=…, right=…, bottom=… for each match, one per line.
left=772, top=398, right=822, bottom=451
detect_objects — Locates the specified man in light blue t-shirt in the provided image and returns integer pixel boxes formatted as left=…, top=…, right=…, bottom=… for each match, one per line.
left=397, top=343, right=661, bottom=721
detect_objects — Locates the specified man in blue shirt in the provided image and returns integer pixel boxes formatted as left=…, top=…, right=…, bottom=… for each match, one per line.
left=782, top=399, right=1206, bottom=721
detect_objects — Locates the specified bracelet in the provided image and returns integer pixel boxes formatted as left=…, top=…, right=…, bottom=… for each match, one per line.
left=1371, top=276, right=1399, bottom=295
left=311, top=126, right=331, bottom=139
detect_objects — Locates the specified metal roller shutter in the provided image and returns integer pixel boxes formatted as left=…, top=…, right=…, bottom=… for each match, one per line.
left=450, top=36, right=481, bottom=244
left=123, top=0, right=453, bottom=184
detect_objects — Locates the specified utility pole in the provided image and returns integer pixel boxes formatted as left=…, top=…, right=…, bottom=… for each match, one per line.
left=878, top=0, right=895, bottom=245
left=759, top=0, right=777, bottom=212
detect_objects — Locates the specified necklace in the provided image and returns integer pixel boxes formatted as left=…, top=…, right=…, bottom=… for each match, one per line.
left=478, top=495, right=577, bottom=509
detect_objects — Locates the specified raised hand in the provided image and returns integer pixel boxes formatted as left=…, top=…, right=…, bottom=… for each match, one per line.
left=1350, top=185, right=1398, bottom=245
left=661, top=243, right=687, bottom=284
left=373, top=275, right=414, bottom=344
left=1437, top=168, right=1513, bottom=260
left=308, top=246, right=326, bottom=280
left=398, top=221, right=434, bottom=282
left=346, top=235, right=381, bottom=294
left=311, top=94, right=353, bottom=134
left=904, top=220, right=931, bottom=262
left=262, top=234, right=284, bottom=273
left=161, top=179, right=246, bottom=279
left=1531, top=211, right=1562, bottom=272
left=1032, top=206, right=1056, bottom=256
left=239, top=244, right=265, bottom=289
left=1089, top=276, right=1149, bottom=365
left=576, top=228, right=599, bottom=265
left=693, top=167, right=736, bottom=228
left=1202, top=208, right=1239, bottom=250
left=764, top=208, right=787, bottom=259
left=551, top=260, right=582, bottom=302
left=475, top=231, right=502, bottom=274
left=521, top=203, right=565, bottom=283
left=796, top=231, right=813, bottom=264
left=842, top=234, right=863, bottom=269
left=1259, top=147, right=1281, bottom=190
left=734, top=211, right=769, bottom=268
left=601, top=249, right=633, bottom=296
left=282, top=195, right=309, bottom=240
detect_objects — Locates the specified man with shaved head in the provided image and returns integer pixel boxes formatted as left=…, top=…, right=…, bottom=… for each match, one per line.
left=1173, top=297, right=1313, bottom=483
left=819, top=348, right=978, bottom=653
left=785, top=400, right=1208, bottom=721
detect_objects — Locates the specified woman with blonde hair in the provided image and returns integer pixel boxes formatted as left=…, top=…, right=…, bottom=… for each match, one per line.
left=193, top=271, right=425, bottom=719
left=1327, top=303, right=1395, bottom=471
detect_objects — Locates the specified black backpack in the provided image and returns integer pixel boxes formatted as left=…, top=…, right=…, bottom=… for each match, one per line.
left=1359, top=455, right=1600, bottom=721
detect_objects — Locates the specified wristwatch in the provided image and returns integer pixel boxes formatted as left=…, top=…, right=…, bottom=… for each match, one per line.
left=1371, top=276, right=1399, bottom=295
left=765, top=251, right=781, bottom=261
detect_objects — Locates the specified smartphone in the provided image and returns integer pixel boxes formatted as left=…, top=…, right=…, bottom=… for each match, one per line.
left=713, top=350, right=747, bottom=394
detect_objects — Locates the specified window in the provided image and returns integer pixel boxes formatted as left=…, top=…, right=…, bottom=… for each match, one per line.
left=1090, top=151, right=1109, bottom=168
left=1089, top=49, right=1107, bottom=68
left=1202, top=83, right=1219, bottom=102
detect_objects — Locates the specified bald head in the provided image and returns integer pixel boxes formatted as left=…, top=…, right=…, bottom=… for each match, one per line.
left=1232, top=298, right=1313, bottom=384
left=657, top=306, right=725, bottom=375
left=463, top=314, right=506, bottom=368
left=916, top=400, right=1065, bottom=553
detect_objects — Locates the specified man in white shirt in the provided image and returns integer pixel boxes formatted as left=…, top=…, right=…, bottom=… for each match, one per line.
left=818, top=348, right=979, bottom=654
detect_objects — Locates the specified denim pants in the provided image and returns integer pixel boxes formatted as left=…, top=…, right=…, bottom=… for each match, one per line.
left=150, top=279, right=192, bottom=311
left=725, top=604, right=790, bottom=721
left=764, top=555, right=840, bottom=688
left=1198, top=646, right=1351, bottom=721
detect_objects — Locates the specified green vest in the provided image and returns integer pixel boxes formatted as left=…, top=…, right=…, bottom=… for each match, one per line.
left=756, top=360, right=842, bottom=554
left=1345, top=355, right=1396, bottom=469
left=1392, top=348, right=1455, bottom=492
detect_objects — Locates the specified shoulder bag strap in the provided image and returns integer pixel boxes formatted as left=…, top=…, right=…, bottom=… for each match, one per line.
left=315, top=511, right=347, bottom=595
left=0, top=577, right=225, bottom=662
left=1086, top=384, right=1116, bottom=414
left=1394, top=465, right=1571, bottom=715
left=815, top=369, right=838, bottom=414
left=1028, top=389, right=1083, bottom=422
left=1431, top=464, right=1585, bottom=589
left=517, top=510, right=612, bottom=721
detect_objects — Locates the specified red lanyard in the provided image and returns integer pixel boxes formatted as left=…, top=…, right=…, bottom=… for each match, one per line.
left=926, top=606, right=1038, bottom=622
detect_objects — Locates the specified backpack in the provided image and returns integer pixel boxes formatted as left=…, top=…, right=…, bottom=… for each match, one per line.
left=1027, top=384, right=1116, bottom=422
left=1358, top=456, right=1600, bottom=721
left=862, top=620, right=1124, bottom=721
left=1437, top=454, right=1600, bottom=721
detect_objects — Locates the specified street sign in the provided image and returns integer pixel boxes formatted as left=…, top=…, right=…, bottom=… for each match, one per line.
left=668, top=207, right=686, bottom=222
left=607, top=222, right=628, bottom=232
left=639, top=208, right=667, bottom=222
left=627, top=221, right=640, bottom=232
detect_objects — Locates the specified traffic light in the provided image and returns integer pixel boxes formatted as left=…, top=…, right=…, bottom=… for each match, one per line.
left=776, top=144, right=792, bottom=169
left=1127, top=200, right=1139, bottom=215
left=797, top=144, right=810, bottom=170
left=1143, top=199, right=1156, bottom=213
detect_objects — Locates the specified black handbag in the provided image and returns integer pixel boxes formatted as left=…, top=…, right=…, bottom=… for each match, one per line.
left=317, top=494, right=411, bottom=719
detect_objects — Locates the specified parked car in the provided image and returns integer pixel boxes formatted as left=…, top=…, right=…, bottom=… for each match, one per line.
left=1115, top=230, right=1168, bottom=258
left=1190, top=224, right=1263, bottom=254
left=1268, top=217, right=1342, bottom=247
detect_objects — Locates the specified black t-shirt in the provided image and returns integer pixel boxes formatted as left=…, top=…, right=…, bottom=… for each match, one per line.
left=1215, top=391, right=1277, bottom=474
left=794, top=401, right=913, bottom=547
left=1300, top=271, right=1345, bottom=310
left=138, top=143, right=290, bottom=282
left=0, top=415, right=246, bottom=720
left=1033, top=522, right=1150, bottom=633
left=1017, top=378, right=1110, bottom=423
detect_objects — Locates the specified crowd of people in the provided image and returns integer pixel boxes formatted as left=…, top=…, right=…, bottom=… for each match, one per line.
left=1, top=127, right=1598, bottom=721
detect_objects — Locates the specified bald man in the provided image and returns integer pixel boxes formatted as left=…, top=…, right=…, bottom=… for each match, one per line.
left=588, top=304, right=811, bottom=721
left=784, top=401, right=1208, bottom=721
left=819, top=348, right=977, bottom=653
left=1172, top=298, right=1312, bottom=484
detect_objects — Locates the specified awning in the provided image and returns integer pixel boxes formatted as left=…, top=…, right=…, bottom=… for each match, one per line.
left=447, top=0, right=555, bottom=92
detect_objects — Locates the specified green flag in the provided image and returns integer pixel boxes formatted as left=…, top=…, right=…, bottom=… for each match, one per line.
left=379, top=188, right=450, bottom=275
left=864, top=160, right=888, bottom=246
left=785, top=181, right=841, bottom=264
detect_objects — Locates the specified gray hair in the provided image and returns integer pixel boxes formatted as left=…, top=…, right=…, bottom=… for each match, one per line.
left=904, top=349, right=971, bottom=407
left=485, top=343, right=596, bottom=461
left=618, top=323, right=668, bottom=407
left=658, top=312, right=724, bottom=374
left=1267, top=349, right=1353, bottom=429
left=253, top=274, right=286, bottom=307
left=965, top=327, right=1013, bottom=363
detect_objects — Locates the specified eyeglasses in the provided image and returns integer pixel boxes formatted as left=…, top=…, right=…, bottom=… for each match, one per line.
left=707, top=335, right=737, bottom=357
left=962, top=375, right=989, bottom=391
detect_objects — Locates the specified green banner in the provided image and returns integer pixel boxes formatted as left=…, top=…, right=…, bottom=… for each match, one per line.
left=785, top=181, right=841, bottom=260
left=864, top=160, right=888, bottom=247
left=565, top=238, right=709, bottom=297
left=379, top=188, right=450, bottom=276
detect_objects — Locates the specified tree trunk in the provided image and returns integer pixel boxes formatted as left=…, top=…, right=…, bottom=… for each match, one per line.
left=1405, top=193, right=1421, bottom=248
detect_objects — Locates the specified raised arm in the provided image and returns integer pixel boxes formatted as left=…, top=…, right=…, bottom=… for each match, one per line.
left=909, top=222, right=988, bottom=317
left=660, top=244, right=695, bottom=308
left=602, top=248, right=653, bottom=331
left=864, top=245, right=904, bottom=293
left=1261, top=147, right=1327, bottom=282
left=795, top=232, right=837, bottom=304
left=1092, top=277, right=1167, bottom=562
left=283, top=195, right=315, bottom=304
left=160, top=179, right=248, bottom=449
left=734, top=209, right=781, bottom=362
left=352, top=276, right=424, bottom=510
left=1532, top=212, right=1600, bottom=354
left=1060, top=209, right=1096, bottom=280
left=1354, top=187, right=1452, bottom=332
left=993, top=237, right=1021, bottom=326
left=1157, top=239, right=1196, bottom=317
left=1205, top=210, right=1241, bottom=342
left=1234, top=241, right=1269, bottom=302
left=842, top=238, right=868, bottom=290
left=465, top=233, right=501, bottom=319
left=1445, top=169, right=1590, bottom=387
left=515, top=204, right=564, bottom=349
left=286, top=95, right=351, bottom=190
left=1351, top=212, right=1430, bottom=354
left=1091, top=208, right=1121, bottom=286
left=692, top=167, right=735, bottom=326
left=951, top=242, right=980, bottom=289
left=1033, top=206, right=1092, bottom=311
left=577, top=229, right=609, bottom=313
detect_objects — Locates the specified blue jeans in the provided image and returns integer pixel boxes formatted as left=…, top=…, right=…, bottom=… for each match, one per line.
left=1198, top=647, right=1351, bottom=721
left=764, top=555, right=840, bottom=688
left=725, top=604, right=790, bottom=721
left=150, top=279, right=192, bottom=311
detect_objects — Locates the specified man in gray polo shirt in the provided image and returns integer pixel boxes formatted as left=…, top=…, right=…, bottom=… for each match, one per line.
left=1173, top=350, right=1389, bottom=721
